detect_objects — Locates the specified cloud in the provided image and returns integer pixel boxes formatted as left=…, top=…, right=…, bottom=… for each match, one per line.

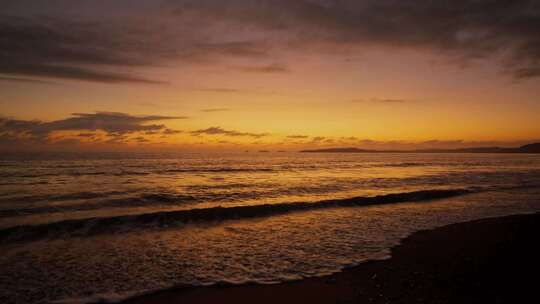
left=193, top=87, right=280, bottom=96
left=133, top=136, right=150, bottom=143
left=193, top=88, right=242, bottom=93
left=162, top=128, right=183, bottom=135
left=352, top=98, right=408, bottom=103
left=0, top=12, right=268, bottom=84
left=514, top=67, right=540, bottom=79
left=77, top=133, right=96, bottom=138
left=0, top=15, right=172, bottom=84
left=342, top=138, right=533, bottom=150
left=192, top=41, right=269, bottom=59
left=287, top=135, right=310, bottom=139
left=201, top=108, right=230, bottom=112
left=296, top=136, right=537, bottom=150
left=4, top=0, right=540, bottom=83
left=168, top=0, right=540, bottom=79
left=371, top=98, right=407, bottom=103
left=190, top=126, right=268, bottom=138
left=1, top=63, right=166, bottom=84
left=0, top=76, right=56, bottom=85
left=235, top=64, right=289, bottom=73
left=0, top=112, right=187, bottom=142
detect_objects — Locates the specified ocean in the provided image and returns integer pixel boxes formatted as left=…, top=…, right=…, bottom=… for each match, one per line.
left=1, top=152, right=540, bottom=303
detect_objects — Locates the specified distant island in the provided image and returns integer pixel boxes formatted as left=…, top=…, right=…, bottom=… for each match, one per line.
left=301, top=143, right=540, bottom=154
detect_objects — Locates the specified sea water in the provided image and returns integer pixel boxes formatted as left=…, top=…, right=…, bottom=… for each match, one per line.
left=1, top=152, right=540, bottom=303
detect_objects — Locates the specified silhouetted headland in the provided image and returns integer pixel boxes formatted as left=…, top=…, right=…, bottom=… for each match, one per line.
left=301, top=142, right=540, bottom=153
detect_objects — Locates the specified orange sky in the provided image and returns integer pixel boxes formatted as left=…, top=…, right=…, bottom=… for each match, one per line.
left=1, top=0, right=540, bottom=151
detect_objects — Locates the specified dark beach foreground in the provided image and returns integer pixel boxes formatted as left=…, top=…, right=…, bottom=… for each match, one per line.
left=123, top=212, right=540, bottom=304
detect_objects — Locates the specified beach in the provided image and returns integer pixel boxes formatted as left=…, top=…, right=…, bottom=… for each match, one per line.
left=124, top=212, right=540, bottom=304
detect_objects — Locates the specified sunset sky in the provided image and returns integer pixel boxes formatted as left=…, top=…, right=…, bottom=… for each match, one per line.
left=1, top=0, right=540, bottom=151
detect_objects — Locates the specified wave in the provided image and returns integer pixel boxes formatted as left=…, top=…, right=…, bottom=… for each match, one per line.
left=0, top=183, right=353, bottom=218
left=0, top=189, right=471, bottom=244
left=163, top=167, right=274, bottom=173
left=0, top=171, right=149, bottom=178
left=0, top=191, right=129, bottom=205
left=0, top=192, right=199, bottom=218
left=4, top=163, right=539, bottom=179
left=0, top=167, right=274, bottom=179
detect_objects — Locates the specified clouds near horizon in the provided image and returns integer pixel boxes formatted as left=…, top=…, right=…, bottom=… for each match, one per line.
left=1, top=111, right=537, bottom=150
left=2, top=1, right=540, bottom=149
left=0, top=112, right=186, bottom=143
left=190, top=127, right=268, bottom=138
left=201, top=108, right=231, bottom=113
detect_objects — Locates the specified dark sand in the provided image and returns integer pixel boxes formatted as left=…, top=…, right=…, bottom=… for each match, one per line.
left=123, top=213, right=540, bottom=304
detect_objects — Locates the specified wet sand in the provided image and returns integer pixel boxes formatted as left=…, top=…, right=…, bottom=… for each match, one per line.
left=123, top=212, right=540, bottom=304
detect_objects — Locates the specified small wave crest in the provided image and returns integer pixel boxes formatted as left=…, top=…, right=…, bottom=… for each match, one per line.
left=0, top=167, right=274, bottom=179
left=0, top=191, right=128, bottom=205
left=163, top=167, right=274, bottom=173
left=0, top=192, right=199, bottom=218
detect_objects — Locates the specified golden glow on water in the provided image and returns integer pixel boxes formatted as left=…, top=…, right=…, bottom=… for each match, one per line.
left=2, top=152, right=540, bottom=229
left=1, top=152, right=540, bottom=304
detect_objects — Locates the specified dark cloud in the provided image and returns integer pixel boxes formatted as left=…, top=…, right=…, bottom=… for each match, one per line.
left=201, top=108, right=231, bottom=112
left=144, top=130, right=160, bottom=135
left=104, top=134, right=129, bottom=144
left=49, top=112, right=186, bottom=134
left=3, top=0, right=540, bottom=83
left=0, top=112, right=187, bottom=142
left=162, top=128, right=183, bottom=135
left=514, top=67, right=540, bottom=79
left=0, top=12, right=268, bottom=83
left=0, top=15, right=172, bottom=84
left=169, top=0, right=540, bottom=79
left=190, top=126, right=268, bottom=138
left=0, top=76, right=55, bottom=84
left=133, top=136, right=150, bottom=143
left=77, top=133, right=96, bottom=138
left=0, top=62, right=165, bottom=84
left=287, top=135, right=310, bottom=139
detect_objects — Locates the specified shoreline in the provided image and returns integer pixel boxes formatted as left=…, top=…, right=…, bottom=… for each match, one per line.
left=122, top=212, right=540, bottom=304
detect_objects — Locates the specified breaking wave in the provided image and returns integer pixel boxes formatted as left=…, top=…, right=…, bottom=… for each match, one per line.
left=0, top=189, right=471, bottom=244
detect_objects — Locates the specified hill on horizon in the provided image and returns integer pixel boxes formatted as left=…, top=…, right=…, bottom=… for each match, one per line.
left=301, top=143, right=540, bottom=154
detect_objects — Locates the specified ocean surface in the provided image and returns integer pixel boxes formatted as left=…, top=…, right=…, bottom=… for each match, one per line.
left=1, top=152, right=540, bottom=303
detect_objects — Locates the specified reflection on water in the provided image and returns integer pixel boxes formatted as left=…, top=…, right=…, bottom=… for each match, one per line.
left=1, top=152, right=540, bottom=303
left=1, top=152, right=539, bottom=227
